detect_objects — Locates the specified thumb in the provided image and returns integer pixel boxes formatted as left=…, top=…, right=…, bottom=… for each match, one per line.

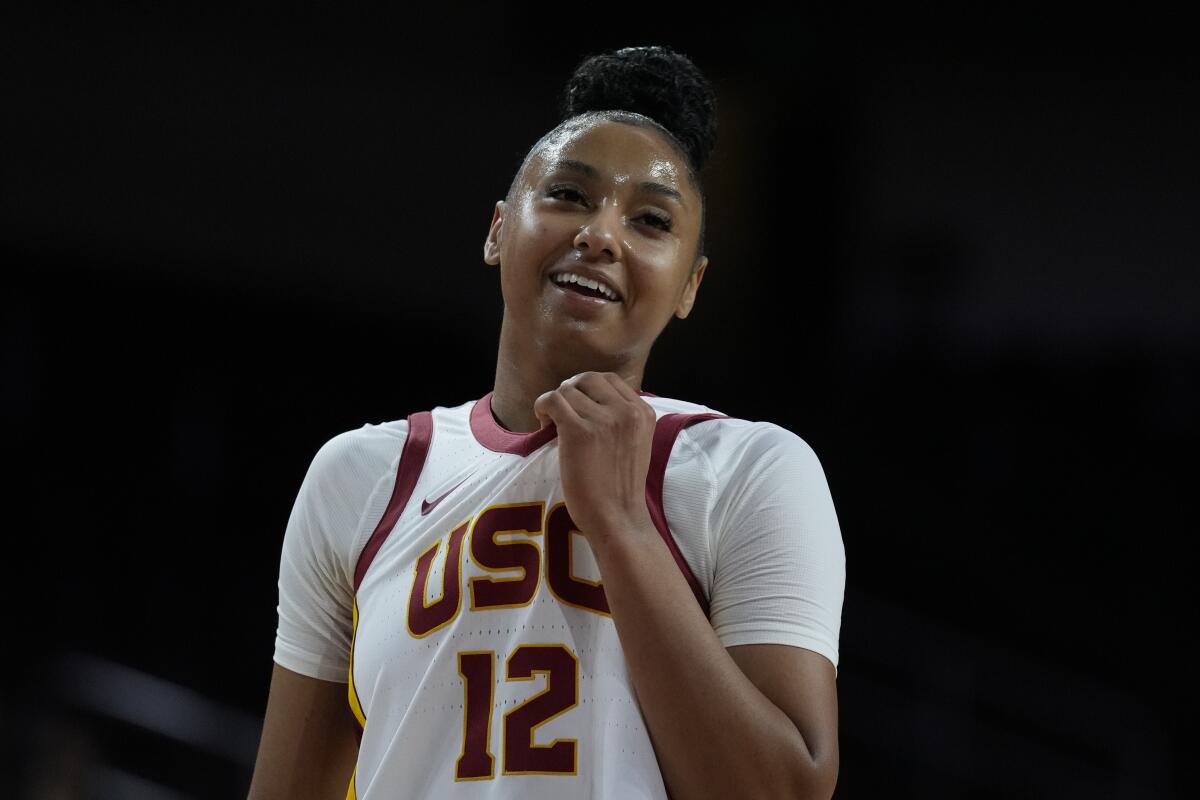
left=533, top=390, right=556, bottom=429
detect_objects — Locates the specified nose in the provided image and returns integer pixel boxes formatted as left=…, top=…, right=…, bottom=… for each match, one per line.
left=573, top=200, right=623, bottom=262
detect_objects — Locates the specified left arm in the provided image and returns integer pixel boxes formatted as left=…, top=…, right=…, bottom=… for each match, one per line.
left=590, top=515, right=839, bottom=800
left=534, top=373, right=839, bottom=800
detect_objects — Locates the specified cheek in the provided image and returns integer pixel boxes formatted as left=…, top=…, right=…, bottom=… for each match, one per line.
left=511, top=220, right=557, bottom=256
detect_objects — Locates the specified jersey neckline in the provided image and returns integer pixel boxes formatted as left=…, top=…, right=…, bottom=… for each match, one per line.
left=469, top=389, right=658, bottom=456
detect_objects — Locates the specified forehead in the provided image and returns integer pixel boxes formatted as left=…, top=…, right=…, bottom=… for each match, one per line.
left=527, top=120, right=692, bottom=197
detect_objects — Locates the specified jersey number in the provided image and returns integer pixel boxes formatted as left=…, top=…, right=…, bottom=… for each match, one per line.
left=456, top=644, right=578, bottom=780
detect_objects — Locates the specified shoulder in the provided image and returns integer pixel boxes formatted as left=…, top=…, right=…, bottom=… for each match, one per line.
left=285, top=418, right=414, bottom=574
left=298, top=395, right=486, bottom=504
left=300, top=418, right=411, bottom=499
left=689, top=418, right=823, bottom=476
left=310, top=417, right=410, bottom=468
left=644, top=393, right=823, bottom=476
left=642, top=392, right=724, bottom=418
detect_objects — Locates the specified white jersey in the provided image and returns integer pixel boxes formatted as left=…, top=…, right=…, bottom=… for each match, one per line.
left=273, top=391, right=845, bottom=799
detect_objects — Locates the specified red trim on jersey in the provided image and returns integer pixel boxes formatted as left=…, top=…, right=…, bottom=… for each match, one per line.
left=469, top=389, right=656, bottom=456
left=646, top=412, right=728, bottom=617
left=469, top=391, right=557, bottom=456
left=353, top=410, right=433, bottom=593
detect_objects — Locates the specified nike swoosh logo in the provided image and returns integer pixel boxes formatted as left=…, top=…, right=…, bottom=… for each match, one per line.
left=421, top=478, right=469, bottom=516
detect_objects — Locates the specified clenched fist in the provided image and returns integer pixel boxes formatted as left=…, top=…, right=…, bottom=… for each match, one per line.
left=533, top=372, right=658, bottom=542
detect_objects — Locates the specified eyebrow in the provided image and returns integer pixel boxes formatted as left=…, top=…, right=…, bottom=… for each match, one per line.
left=549, top=158, right=687, bottom=209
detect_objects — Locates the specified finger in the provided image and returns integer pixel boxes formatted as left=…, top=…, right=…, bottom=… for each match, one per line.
left=535, top=389, right=585, bottom=427
left=564, top=371, right=625, bottom=406
left=602, top=372, right=644, bottom=404
left=558, top=383, right=605, bottom=421
left=598, top=374, right=654, bottom=425
left=533, top=399, right=553, bottom=428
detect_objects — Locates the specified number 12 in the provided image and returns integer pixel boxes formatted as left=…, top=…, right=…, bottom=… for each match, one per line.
left=456, top=644, right=579, bottom=781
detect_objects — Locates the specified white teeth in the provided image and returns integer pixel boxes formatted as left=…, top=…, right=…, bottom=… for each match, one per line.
left=552, top=272, right=618, bottom=301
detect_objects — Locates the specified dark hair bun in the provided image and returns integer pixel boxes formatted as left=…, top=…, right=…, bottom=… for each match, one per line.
left=561, top=46, right=717, bottom=172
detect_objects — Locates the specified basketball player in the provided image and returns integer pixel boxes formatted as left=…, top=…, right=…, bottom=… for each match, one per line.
left=249, top=46, right=844, bottom=800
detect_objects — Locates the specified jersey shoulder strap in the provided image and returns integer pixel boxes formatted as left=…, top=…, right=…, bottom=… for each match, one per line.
left=646, top=411, right=728, bottom=617
left=353, top=410, right=433, bottom=593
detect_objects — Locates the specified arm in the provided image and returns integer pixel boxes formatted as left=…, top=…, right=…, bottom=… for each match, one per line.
left=247, top=664, right=359, bottom=799
left=533, top=373, right=843, bottom=800
left=250, top=425, right=403, bottom=798
left=588, top=519, right=839, bottom=800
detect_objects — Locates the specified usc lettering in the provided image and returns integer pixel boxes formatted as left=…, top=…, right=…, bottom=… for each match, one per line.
left=545, top=503, right=611, bottom=615
left=406, top=519, right=470, bottom=638
left=407, top=501, right=609, bottom=637
left=469, top=502, right=544, bottom=611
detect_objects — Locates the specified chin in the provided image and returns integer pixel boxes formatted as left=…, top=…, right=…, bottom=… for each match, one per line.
left=544, top=333, right=629, bottom=373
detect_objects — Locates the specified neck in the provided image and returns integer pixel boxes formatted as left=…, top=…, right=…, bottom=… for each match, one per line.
left=489, top=315, right=646, bottom=433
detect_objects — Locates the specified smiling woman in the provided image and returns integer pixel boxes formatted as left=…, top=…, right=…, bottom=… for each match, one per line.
left=249, top=46, right=845, bottom=800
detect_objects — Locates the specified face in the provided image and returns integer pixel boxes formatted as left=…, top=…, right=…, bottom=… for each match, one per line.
left=483, top=119, right=708, bottom=370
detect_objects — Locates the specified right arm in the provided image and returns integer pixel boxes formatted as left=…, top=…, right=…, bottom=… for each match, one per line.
left=247, top=423, right=407, bottom=799
left=248, top=664, right=359, bottom=799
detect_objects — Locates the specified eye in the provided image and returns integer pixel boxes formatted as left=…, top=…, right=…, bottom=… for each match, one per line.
left=547, top=185, right=587, bottom=204
left=638, top=212, right=673, bottom=232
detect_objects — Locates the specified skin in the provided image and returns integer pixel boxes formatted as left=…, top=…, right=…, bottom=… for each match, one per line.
left=483, top=117, right=708, bottom=433
left=248, top=664, right=359, bottom=798
left=248, top=118, right=839, bottom=800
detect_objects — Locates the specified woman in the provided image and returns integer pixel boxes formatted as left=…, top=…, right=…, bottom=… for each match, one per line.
left=250, top=46, right=844, bottom=800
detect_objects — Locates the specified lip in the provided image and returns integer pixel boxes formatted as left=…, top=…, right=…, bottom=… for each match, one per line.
left=547, top=275, right=621, bottom=311
left=546, top=266, right=624, bottom=303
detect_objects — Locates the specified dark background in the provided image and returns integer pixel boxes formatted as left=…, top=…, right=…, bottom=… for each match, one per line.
left=2, top=7, right=1195, bottom=799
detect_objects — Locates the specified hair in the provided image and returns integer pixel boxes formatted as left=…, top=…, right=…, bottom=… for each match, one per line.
left=506, top=45, right=718, bottom=265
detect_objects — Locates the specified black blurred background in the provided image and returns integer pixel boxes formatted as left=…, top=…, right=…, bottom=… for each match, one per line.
left=2, top=6, right=1195, bottom=799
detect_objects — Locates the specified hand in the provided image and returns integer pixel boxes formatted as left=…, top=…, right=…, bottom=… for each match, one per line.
left=533, top=372, right=658, bottom=542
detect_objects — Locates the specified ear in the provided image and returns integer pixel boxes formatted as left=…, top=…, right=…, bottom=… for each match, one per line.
left=674, top=256, right=709, bottom=319
left=483, top=200, right=505, bottom=265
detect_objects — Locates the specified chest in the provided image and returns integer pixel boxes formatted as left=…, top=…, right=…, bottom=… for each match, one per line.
left=351, top=445, right=622, bottom=702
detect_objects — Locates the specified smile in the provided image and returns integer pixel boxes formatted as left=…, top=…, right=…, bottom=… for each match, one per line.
left=547, top=276, right=621, bottom=310
left=548, top=273, right=621, bottom=303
